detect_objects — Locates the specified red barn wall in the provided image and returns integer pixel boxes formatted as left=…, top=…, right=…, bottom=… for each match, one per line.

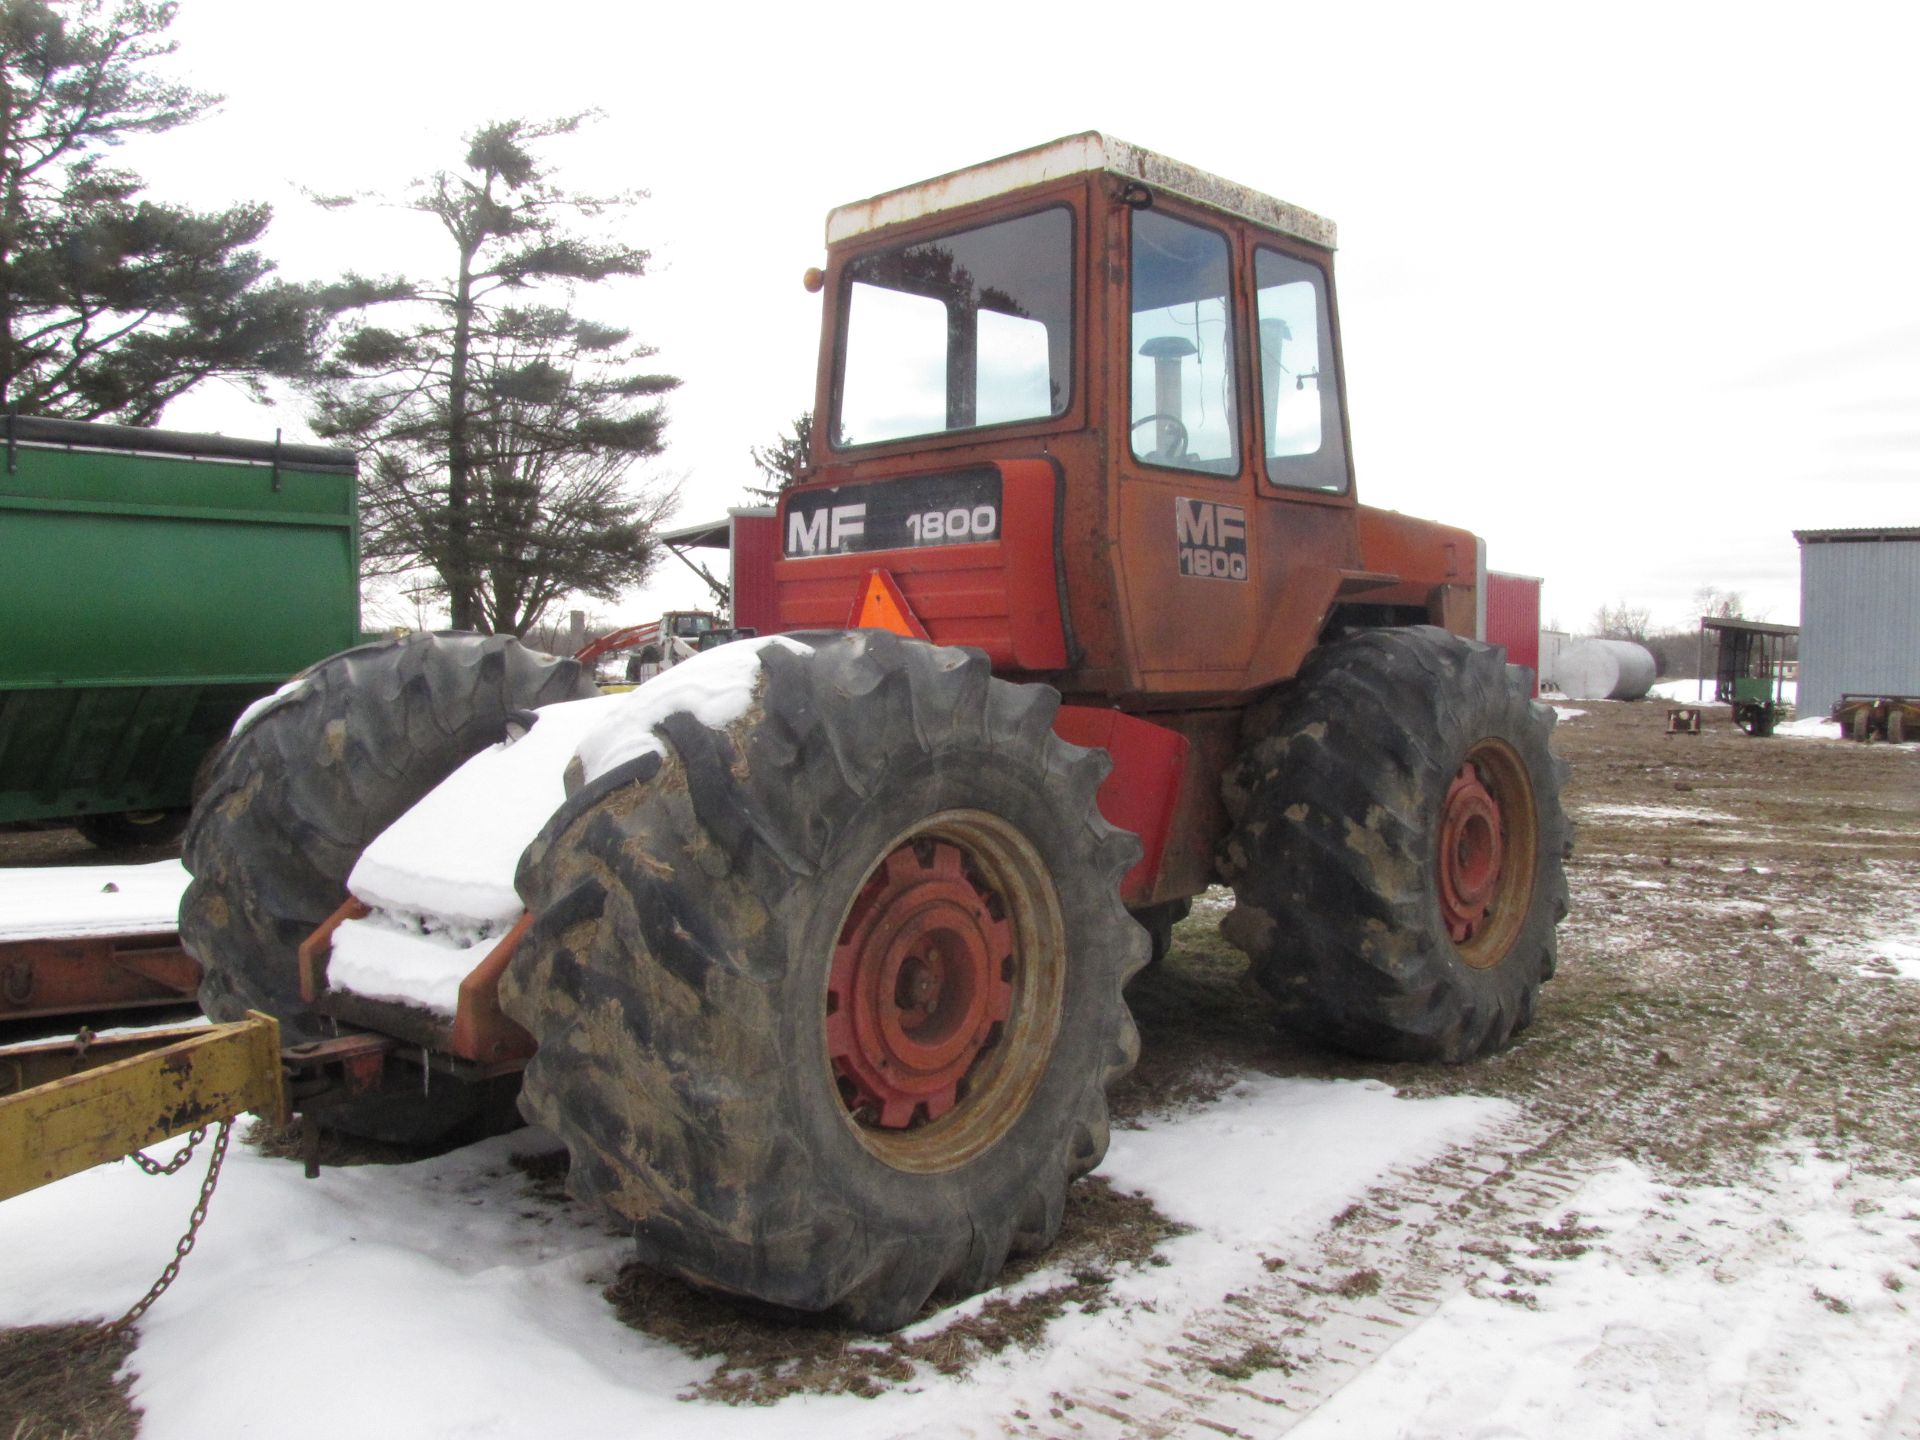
left=729, top=512, right=782, bottom=636
left=1486, top=572, right=1543, bottom=697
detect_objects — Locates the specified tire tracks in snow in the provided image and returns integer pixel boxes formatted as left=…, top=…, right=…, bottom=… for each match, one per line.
left=1003, top=1092, right=1621, bottom=1438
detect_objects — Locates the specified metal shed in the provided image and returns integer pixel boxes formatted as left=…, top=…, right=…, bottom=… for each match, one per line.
left=1793, top=526, right=1920, bottom=719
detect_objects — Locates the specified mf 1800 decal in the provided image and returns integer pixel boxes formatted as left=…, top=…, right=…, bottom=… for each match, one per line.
left=1176, top=498, right=1248, bottom=581
left=784, top=469, right=1003, bottom=558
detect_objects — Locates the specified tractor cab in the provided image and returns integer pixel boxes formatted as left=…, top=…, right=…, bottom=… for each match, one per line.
left=776, top=133, right=1480, bottom=707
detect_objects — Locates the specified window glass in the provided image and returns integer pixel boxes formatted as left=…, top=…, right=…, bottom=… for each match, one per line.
left=835, top=208, right=1072, bottom=447
left=1130, top=210, right=1238, bottom=475
left=1255, top=247, right=1348, bottom=493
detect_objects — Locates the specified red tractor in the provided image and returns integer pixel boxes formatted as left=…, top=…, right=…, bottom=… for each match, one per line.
left=182, top=135, right=1569, bottom=1331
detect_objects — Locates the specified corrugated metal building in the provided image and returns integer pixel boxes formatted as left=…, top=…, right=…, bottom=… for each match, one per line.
left=1793, top=527, right=1920, bottom=718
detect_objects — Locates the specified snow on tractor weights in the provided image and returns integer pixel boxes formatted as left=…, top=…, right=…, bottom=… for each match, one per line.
left=177, top=134, right=1571, bottom=1331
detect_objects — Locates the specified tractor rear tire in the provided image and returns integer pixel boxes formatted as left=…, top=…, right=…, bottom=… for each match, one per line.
left=180, top=632, right=596, bottom=1143
left=1218, top=626, right=1571, bottom=1062
left=501, top=631, right=1144, bottom=1330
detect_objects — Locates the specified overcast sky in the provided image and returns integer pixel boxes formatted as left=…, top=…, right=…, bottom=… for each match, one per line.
left=144, top=0, right=1918, bottom=635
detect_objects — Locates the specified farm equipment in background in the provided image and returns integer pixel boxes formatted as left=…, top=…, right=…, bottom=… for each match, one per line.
left=0, top=417, right=360, bottom=849
left=573, top=511, right=780, bottom=683
left=1832, top=693, right=1918, bottom=743
left=575, top=610, right=755, bottom=683
left=16, top=135, right=1571, bottom=1335
left=1702, top=616, right=1799, bottom=736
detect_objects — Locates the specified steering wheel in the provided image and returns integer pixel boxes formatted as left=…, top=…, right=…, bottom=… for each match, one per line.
left=1130, top=412, right=1189, bottom=460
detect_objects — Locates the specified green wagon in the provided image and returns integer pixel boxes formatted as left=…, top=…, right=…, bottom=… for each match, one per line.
left=0, top=416, right=359, bottom=847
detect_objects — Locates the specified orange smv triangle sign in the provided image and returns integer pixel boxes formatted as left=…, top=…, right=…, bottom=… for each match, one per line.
left=847, top=568, right=931, bottom=640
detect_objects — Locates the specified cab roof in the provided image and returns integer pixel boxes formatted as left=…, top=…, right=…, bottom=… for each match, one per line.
left=825, top=132, right=1338, bottom=251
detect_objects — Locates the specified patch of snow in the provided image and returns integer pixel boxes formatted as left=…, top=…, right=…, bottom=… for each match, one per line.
left=572, top=634, right=813, bottom=785
left=0, top=861, right=189, bottom=942
left=1552, top=706, right=1588, bottom=721
left=1102, top=1076, right=1507, bottom=1250
left=229, top=676, right=309, bottom=738
left=325, top=914, right=497, bottom=1016
left=1866, top=935, right=1920, bottom=981
left=1646, top=676, right=1800, bottom=708
left=1777, top=715, right=1843, bottom=740
left=1576, top=803, right=1738, bottom=824
left=1647, top=676, right=1711, bottom=704
left=348, top=694, right=621, bottom=930
left=1287, top=1154, right=1920, bottom=1440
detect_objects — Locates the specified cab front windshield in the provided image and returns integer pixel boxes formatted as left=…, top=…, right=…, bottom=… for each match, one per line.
left=834, top=208, right=1073, bottom=449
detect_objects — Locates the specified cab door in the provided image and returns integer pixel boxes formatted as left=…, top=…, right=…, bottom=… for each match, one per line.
left=1112, top=199, right=1262, bottom=698
left=1240, top=233, right=1362, bottom=688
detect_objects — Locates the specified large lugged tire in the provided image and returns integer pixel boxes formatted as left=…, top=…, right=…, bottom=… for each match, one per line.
left=1217, top=626, right=1571, bottom=1062
left=180, top=632, right=597, bottom=1140
left=502, top=631, right=1144, bottom=1330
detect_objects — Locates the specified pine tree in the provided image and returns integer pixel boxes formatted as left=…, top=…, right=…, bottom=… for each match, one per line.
left=0, top=0, right=320, bottom=421
left=746, top=410, right=812, bottom=500
left=309, top=117, right=679, bottom=634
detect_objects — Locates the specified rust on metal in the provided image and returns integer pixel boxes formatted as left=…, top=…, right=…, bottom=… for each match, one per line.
left=297, top=897, right=370, bottom=1003
left=0, top=1013, right=285, bottom=1202
left=825, top=132, right=1338, bottom=250
left=449, top=913, right=536, bottom=1065
left=0, top=932, right=200, bottom=1022
left=825, top=811, right=1067, bottom=1175
left=1444, top=741, right=1538, bottom=971
left=282, top=1031, right=398, bottom=1098
left=827, top=840, right=1014, bottom=1128
left=1437, top=761, right=1506, bottom=944
left=299, top=895, right=531, bottom=1068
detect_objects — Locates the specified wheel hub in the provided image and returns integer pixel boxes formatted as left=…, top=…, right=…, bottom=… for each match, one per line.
left=1437, top=761, right=1506, bottom=944
left=827, top=840, right=1014, bottom=1129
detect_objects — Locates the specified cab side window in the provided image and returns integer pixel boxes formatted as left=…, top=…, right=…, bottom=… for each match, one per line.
left=1255, top=247, right=1348, bottom=493
left=1130, top=211, right=1239, bottom=475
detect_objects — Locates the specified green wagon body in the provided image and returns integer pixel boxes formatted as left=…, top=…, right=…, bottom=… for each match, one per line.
left=0, top=416, right=358, bottom=829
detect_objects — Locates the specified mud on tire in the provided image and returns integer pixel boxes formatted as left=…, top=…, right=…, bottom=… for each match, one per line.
left=180, top=632, right=596, bottom=1141
left=1217, top=626, right=1572, bottom=1062
left=501, top=631, right=1144, bottom=1330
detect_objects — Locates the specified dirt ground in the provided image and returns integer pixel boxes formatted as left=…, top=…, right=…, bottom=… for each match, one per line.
left=4, top=698, right=1917, bottom=1435
left=0, top=827, right=179, bottom=870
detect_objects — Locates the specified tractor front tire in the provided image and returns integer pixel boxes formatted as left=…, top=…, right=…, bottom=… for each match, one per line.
left=502, top=631, right=1144, bottom=1330
left=180, top=632, right=596, bottom=1142
left=1218, top=626, right=1571, bottom=1063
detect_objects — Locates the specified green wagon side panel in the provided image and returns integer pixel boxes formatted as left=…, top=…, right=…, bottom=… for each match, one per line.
left=0, top=421, right=359, bottom=823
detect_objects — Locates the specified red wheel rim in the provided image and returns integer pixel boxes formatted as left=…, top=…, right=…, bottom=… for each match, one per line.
left=1435, top=740, right=1538, bottom=969
left=827, top=839, right=1015, bottom=1129
left=1437, top=761, right=1505, bottom=944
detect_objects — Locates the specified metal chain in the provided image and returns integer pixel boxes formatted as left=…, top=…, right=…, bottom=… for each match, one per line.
left=126, top=1125, right=210, bottom=1176
left=88, top=1117, right=235, bottom=1344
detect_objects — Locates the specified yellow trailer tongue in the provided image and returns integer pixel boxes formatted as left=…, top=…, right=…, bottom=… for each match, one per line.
left=0, top=1013, right=286, bottom=1203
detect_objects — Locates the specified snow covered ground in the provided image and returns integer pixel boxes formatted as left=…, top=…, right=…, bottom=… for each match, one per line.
left=5, top=1059, right=1916, bottom=1437
left=0, top=860, right=187, bottom=942
left=0, top=1081, right=1508, bottom=1439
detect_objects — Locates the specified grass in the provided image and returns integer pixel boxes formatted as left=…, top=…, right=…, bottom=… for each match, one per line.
left=0, top=1324, right=140, bottom=1440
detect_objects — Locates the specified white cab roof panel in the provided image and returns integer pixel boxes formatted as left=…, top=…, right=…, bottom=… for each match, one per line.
left=826, top=132, right=1337, bottom=251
